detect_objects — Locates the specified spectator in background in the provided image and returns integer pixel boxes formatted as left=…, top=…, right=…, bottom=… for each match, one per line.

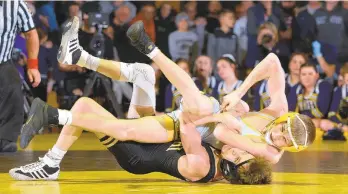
left=288, top=64, right=333, bottom=128
left=212, top=54, right=244, bottom=103
left=207, top=10, right=240, bottom=69
left=131, top=3, right=156, bottom=42
left=234, top=1, right=254, bottom=61
left=286, top=53, right=308, bottom=95
left=14, top=33, right=28, bottom=59
left=278, top=1, right=297, bottom=67
left=205, top=1, right=222, bottom=34
left=168, top=13, right=198, bottom=63
left=312, top=41, right=337, bottom=85
left=100, top=0, right=137, bottom=23
left=245, top=22, right=279, bottom=71
left=313, top=1, right=347, bottom=54
left=164, top=59, right=191, bottom=113
left=320, top=64, right=348, bottom=140
left=35, top=1, right=59, bottom=32
left=306, top=1, right=322, bottom=15
left=193, top=55, right=217, bottom=96
left=183, top=1, right=197, bottom=30
left=343, top=1, right=348, bottom=10
left=60, top=2, right=82, bottom=32
left=246, top=1, right=281, bottom=68
left=155, top=3, right=176, bottom=58
left=293, top=2, right=319, bottom=55
left=32, top=28, right=58, bottom=102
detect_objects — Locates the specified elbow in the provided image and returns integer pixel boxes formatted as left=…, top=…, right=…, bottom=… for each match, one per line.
left=213, top=127, right=225, bottom=141
left=269, top=155, right=280, bottom=164
left=24, top=29, right=38, bottom=40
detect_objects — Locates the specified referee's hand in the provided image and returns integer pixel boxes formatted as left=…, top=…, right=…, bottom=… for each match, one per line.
left=27, top=69, right=41, bottom=87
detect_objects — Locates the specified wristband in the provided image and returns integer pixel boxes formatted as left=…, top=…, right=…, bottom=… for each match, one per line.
left=27, top=59, right=38, bottom=69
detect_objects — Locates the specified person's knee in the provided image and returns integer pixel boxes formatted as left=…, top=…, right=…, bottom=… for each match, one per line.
left=116, top=128, right=133, bottom=141
left=71, top=97, right=94, bottom=113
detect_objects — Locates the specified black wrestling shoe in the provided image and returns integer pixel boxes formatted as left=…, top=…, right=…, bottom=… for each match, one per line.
left=322, top=129, right=346, bottom=141
left=57, top=16, right=82, bottom=65
left=20, top=98, right=57, bottom=149
left=126, top=21, right=156, bottom=55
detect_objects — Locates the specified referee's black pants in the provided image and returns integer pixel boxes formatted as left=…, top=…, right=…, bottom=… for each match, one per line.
left=0, top=60, right=24, bottom=142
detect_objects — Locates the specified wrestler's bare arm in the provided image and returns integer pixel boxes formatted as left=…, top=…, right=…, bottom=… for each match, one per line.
left=222, top=53, right=288, bottom=114
left=177, top=115, right=211, bottom=181
left=214, top=123, right=282, bottom=164
left=193, top=100, right=249, bottom=130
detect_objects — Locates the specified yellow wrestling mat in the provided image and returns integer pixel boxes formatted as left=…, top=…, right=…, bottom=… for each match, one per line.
left=0, top=132, right=347, bottom=194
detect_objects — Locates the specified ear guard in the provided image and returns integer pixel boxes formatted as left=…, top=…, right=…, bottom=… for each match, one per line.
left=220, top=159, right=251, bottom=183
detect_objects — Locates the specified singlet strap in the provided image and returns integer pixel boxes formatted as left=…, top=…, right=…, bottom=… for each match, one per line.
left=245, top=112, right=275, bottom=121
left=194, top=143, right=216, bottom=183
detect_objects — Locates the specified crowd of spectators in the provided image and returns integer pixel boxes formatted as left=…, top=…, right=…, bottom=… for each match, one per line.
left=15, top=1, right=348, bottom=141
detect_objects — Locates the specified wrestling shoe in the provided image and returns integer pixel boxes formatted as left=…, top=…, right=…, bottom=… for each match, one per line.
left=9, top=158, right=60, bottom=181
left=126, top=21, right=156, bottom=55
left=57, top=16, right=82, bottom=65
left=20, top=98, right=57, bottom=149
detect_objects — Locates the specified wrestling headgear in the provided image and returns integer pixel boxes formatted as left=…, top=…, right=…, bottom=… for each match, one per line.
left=264, top=112, right=308, bottom=152
left=220, top=158, right=252, bottom=183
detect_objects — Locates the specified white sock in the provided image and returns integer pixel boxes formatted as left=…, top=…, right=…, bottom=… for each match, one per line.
left=146, top=47, right=160, bottom=59
left=77, top=50, right=100, bottom=71
left=43, top=145, right=67, bottom=167
left=58, top=109, right=73, bottom=126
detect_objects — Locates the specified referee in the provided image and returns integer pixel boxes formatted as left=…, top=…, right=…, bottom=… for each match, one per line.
left=0, top=0, right=40, bottom=152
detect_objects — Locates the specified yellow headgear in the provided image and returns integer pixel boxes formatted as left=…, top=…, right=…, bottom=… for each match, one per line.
left=265, top=112, right=308, bottom=152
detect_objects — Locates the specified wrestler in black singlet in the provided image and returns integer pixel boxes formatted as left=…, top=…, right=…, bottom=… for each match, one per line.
left=100, top=136, right=216, bottom=183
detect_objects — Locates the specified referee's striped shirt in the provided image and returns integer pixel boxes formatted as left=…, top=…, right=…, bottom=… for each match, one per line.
left=0, top=0, right=35, bottom=63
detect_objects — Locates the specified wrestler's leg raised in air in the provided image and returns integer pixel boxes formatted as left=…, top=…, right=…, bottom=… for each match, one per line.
left=58, top=16, right=156, bottom=114
left=126, top=21, right=214, bottom=120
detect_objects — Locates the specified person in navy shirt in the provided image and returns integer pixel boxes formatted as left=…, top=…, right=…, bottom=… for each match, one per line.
left=285, top=52, right=308, bottom=95
left=320, top=64, right=348, bottom=140
left=192, top=55, right=218, bottom=97
left=288, top=63, right=333, bottom=128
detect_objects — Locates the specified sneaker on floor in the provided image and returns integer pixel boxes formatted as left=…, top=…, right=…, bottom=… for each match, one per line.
left=126, top=21, right=156, bottom=55
left=322, top=129, right=346, bottom=141
left=9, top=158, right=60, bottom=181
left=20, top=98, right=49, bottom=149
left=57, top=16, right=82, bottom=65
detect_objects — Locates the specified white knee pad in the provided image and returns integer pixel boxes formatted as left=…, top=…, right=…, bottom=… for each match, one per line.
left=130, top=84, right=155, bottom=108
left=120, top=62, right=156, bottom=108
